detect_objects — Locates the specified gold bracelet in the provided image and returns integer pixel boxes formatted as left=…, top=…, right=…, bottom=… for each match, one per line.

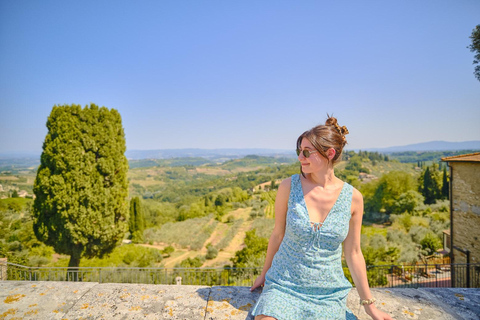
left=360, top=297, right=376, bottom=305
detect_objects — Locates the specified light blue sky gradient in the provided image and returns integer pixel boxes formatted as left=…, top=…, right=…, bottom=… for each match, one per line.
left=1, top=1, right=479, bottom=153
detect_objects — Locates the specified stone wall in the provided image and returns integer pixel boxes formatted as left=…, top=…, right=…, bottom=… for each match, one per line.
left=0, top=258, right=7, bottom=281
left=450, top=161, right=480, bottom=287
left=0, top=281, right=479, bottom=319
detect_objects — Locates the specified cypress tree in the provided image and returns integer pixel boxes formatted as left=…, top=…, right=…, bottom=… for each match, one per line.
left=33, top=104, right=129, bottom=268
left=129, top=196, right=145, bottom=243
left=442, top=167, right=449, bottom=200
left=422, top=166, right=441, bottom=204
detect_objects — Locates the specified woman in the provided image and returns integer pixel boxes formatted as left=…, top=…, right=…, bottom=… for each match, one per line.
left=250, top=117, right=393, bottom=320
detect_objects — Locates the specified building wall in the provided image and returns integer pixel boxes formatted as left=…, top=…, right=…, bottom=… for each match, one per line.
left=451, top=162, right=480, bottom=287
left=451, top=162, right=480, bottom=263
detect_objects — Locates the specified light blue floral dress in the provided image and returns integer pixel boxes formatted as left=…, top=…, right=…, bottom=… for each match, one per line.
left=251, top=174, right=357, bottom=320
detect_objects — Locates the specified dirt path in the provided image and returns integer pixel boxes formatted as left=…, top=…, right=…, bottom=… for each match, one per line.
left=199, top=222, right=228, bottom=254
left=137, top=208, right=256, bottom=268
left=163, top=251, right=197, bottom=268
left=202, top=215, right=254, bottom=267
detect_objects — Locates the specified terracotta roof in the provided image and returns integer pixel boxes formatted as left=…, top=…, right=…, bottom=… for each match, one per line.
left=441, top=152, right=480, bottom=162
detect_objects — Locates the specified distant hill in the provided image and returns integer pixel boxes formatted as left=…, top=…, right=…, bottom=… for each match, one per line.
left=125, top=148, right=295, bottom=161
left=360, top=140, right=480, bottom=153
left=2, top=141, right=478, bottom=163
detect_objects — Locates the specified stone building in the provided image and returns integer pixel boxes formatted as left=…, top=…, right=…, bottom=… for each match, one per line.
left=442, top=152, right=480, bottom=287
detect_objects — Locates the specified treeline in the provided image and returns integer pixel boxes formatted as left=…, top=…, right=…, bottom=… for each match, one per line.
left=129, top=157, right=213, bottom=169
left=388, top=150, right=479, bottom=163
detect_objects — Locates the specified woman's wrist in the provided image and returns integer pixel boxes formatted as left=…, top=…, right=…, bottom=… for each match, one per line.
left=362, top=301, right=378, bottom=316
left=360, top=297, right=376, bottom=306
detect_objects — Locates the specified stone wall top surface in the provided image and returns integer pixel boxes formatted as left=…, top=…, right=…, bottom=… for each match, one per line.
left=0, top=281, right=479, bottom=320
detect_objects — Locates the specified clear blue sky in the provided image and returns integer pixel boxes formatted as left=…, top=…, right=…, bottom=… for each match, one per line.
left=1, top=0, right=479, bottom=153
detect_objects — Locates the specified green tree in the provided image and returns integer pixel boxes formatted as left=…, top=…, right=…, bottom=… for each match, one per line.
left=393, top=190, right=424, bottom=214
left=363, top=171, right=417, bottom=215
left=420, top=166, right=441, bottom=204
left=206, top=243, right=218, bottom=260
left=129, top=197, right=145, bottom=243
left=420, top=232, right=442, bottom=256
left=11, top=190, right=19, bottom=198
left=231, top=229, right=268, bottom=268
left=468, top=25, right=480, bottom=82
left=441, top=167, right=449, bottom=200
left=33, top=104, right=129, bottom=269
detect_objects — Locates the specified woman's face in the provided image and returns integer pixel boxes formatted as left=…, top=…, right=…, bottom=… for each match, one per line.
left=298, top=138, right=330, bottom=173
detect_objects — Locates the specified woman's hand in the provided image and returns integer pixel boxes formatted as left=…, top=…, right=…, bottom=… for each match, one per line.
left=364, top=304, right=394, bottom=320
left=250, top=274, right=266, bottom=291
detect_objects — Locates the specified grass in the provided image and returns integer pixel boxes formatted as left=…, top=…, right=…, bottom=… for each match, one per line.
left=361, top=225, right=388, bottom=238
left=0, top=197, right=32, bottom=212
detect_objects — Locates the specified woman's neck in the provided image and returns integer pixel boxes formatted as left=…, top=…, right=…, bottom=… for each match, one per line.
left=306, top=169, right=337, bottom=189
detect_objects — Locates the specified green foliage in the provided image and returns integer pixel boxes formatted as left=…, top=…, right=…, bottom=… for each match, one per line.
left=129, top=197, right=145, bottom=243
left=249, top=199, right=269, bottom=219
left=129, top=157, right=213, bottom=169
left=250, top=217, right=275, bottom=239
left=0, top=198, right=31, bottom=213
left=468, top=24, right=480, bottom=81
left=216, top=218, right=244, bottom=250
left=206, top=243, right=218, bottom=260
left=393, top=190, right=424, bottom=214
left=386, top=229, right=421, bottom=263
left=11, top=190, right=19, bottom=198
left=143, top=215, right=217, bottom=250
left=219, top=155, right=295, bottom=170
left=142, top=200, right=177, bottom=227
left=231, top=229, right=268, bottom=268
left=420, top=167, right=439, bottom=204
left=345, top=155, right=370, bottom=173
left=418, top=164, right=448, bottom=205
left=33, top=104, right=129, bottom=268
left=177, top=256, right=205, bottom=268
left=441, top=167, right=449, bottom=199
left=362, top=171, right=417, bottom=218
left=78, top=244, right=162, bottom=267
left=0, top=202, right=54, bottom=266
left=420, top=232, right=442, bottom=255
left=161, top=245, right=175, bottom=257
left=388, top=150, right=480, bottom=163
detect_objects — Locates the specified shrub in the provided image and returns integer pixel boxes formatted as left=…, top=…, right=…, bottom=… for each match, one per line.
left=206, top=244, right=218, bottom=260
left=162, top=245, right=175, bottom=257
left=421, top=232, right=442, bottom=255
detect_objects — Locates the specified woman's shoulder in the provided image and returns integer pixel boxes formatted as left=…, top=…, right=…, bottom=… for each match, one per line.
left=277, top=175, right=296, bottom=196
left=279, top=176, right=294, bottom=189
left=339, top=179, right=363, bottom=202
left=346, top=184, right=364, bottom=214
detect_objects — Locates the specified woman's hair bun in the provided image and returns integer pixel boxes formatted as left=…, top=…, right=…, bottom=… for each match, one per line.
left=325, top=115, right=349, bottom=137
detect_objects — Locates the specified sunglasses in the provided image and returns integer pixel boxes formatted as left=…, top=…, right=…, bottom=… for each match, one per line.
left=296, top=149, right=318, bottom=158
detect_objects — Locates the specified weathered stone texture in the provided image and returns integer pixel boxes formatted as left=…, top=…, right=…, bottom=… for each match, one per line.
left=0, top=258, right=6, bottom=281
left=1, top=282, right=479, bottom=320
left=451, top=162, right=480, bottom=266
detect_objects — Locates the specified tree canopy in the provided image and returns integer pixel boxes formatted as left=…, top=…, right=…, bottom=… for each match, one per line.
left=129, top=196, right=145, bottom=243
left=33, top=104, right=129, bottom=268
left=468, top=25, right=480, bottom=82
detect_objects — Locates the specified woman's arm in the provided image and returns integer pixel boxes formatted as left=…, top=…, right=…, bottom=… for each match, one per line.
left=344, top=188, right=393, bottom=320
left=250, top=177, right=290, bottom=291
